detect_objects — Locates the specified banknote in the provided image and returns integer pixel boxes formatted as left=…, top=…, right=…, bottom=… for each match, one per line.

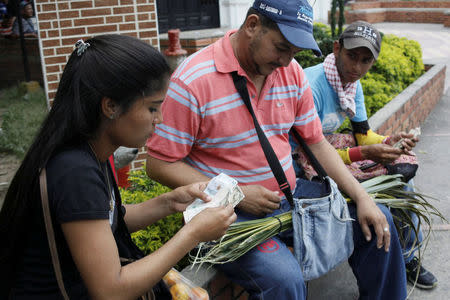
left=183, top=173, right=244, bottom=223
left=393, top=127, right=421, bottom=149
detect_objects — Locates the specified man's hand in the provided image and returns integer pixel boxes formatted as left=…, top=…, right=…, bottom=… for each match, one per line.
left=361, top=144, right=403, bottom=164
left=237, top=185, right=281, bottom=216
left=389, top=132, right=418, bottom=153
left=356, top=199, right=391, bottom=252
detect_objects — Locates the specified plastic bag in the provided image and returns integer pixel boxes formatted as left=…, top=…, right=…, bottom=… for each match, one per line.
left=162, top=268, right=209, bottom=300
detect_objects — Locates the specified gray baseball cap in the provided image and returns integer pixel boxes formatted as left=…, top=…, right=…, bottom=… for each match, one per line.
left=339, top=21, right=382, bottom=59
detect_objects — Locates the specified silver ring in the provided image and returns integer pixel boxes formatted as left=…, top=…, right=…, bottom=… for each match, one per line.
left=383, top=227, right=389, bottom=232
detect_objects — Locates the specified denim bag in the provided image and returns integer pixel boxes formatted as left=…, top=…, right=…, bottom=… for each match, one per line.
left=291, top=176, right=354, bottom=281
left=232, top=71, right=354, bottom=282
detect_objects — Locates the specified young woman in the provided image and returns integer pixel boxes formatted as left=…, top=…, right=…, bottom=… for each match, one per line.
left=0, top=34, right=236, bottom=299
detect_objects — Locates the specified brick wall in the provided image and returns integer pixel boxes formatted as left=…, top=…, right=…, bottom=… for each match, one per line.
left=370, top=64, right=446, bottom=136
left=34, top=0, right=159, bottom=170
left=35, top=0, right=159, bottom=102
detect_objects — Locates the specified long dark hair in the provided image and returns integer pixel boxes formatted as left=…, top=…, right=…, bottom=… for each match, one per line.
left=0, top=34, right=170, bottom=295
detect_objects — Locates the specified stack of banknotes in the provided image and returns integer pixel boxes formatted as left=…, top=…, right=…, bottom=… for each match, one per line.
left=183, top=173, right=244, bottom=223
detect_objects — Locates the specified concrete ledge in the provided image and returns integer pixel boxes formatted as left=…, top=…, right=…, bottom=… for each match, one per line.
left=369, top=63, right=446, bottom=134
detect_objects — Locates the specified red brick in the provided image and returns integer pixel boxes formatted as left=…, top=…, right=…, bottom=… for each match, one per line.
left=47, top=30, right=59, bottom=38
left=70, top=1, right=93, bottom=9
left=45, top=56, right=67, bottom=65
left=47, top=74, right=58, bottom=82
left=139, top=30, right=157, bottom=38
left=62, top=36, right=91, bottom=46
left=39, top=21, right=51, bottom=29
left=48, top=91, right=56, bottom=100
left=137, top=4, right=155, bottom=12
left=123, top=32, right=138, bottom=38
left=38, top=12, right=57, bottom=20
left=121, top=0, right=133, bottom=4
left=74, top=17, right=104, bottom=26
left=46, top=65, right=60, bottom=73
left=138, top=13, right=149, bottom=21
left=57, top=2, right=69, bottom=10
left=42, top=3, right=56, bottom=11
left=106, top=16, right=123, bottom=23
left=150, top=12, right=156, bottom=20
left=59, top=10, right=80, bottom=19
left=62, top=27, right=86, bottom=36
left=124, top=15, right=136, bottom=22
left=138, top=21, right=156, bottom=29
left=43, top=48, right=55, bottom=56
left=113, top=6, right=134, bottom=14
left=39, top=31, right=47, bottom=39
left=81, top=8, right=111, bottom=17
left=119, top=23, right=136, bottom=31
left=87, top=24, right=117, bottom=34
left=56, top=46, right=73, bottom=55
left=42, top=39, right=60, bottom=47
left=59, top=20, right=73, bottom=28
left=95, top=0, right=119, bottom=6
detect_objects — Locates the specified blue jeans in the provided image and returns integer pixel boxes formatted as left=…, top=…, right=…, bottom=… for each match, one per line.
left=216, top=202, right=407, bottom=300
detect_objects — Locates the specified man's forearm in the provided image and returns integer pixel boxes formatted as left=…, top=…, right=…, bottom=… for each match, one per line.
left=308, top=139, right=371, bottom=205
left=146, top=155, right=209, bottom=189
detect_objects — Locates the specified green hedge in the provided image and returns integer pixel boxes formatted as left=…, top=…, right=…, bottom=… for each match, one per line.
left=295, top=24, right=424, bottom=130
left=120, top=168, right=190, bottom=269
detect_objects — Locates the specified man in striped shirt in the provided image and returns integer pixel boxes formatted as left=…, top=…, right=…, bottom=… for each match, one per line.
left=146, top=0, right=406, bottom=299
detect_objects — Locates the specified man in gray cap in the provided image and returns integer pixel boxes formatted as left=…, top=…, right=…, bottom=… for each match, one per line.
left=147, top=2, right=407, bottom=298
left=292, top=20, right=437, bottom=290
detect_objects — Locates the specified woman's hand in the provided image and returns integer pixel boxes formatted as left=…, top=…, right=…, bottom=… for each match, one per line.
left=167, top=181, right=212, bottom=213
left=186, top=204, right=237, bottom=243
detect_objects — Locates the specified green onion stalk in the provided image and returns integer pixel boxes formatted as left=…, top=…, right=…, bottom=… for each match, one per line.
left=189, top=174, right=446, bottom=269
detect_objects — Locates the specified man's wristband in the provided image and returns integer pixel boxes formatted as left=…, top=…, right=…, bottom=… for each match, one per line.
left=348, top=146, right=363, bottom=162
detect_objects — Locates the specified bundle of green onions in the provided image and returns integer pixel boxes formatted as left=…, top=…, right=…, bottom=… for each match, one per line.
left=190, top=174, right=446, bottom=267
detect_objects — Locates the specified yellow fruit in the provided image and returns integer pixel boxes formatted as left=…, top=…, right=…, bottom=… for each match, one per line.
left=170, top=282, right=192, bottom=300
left=191, top=286, right=209, bottom=300
left=163, top=269, right=181, bottom=287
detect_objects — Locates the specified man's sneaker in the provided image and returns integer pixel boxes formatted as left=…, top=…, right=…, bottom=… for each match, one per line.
left=405, top=256, right=437, bottom=289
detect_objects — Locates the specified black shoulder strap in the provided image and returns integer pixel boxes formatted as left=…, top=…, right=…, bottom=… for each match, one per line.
left=231, top=71, right=294, bottom=206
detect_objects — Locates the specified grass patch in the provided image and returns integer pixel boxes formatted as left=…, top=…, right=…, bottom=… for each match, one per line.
left=0, top=84, right=48, bottom=158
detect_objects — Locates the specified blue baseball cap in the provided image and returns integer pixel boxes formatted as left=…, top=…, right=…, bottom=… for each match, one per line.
left=252, top=0, right=322, bottom=56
